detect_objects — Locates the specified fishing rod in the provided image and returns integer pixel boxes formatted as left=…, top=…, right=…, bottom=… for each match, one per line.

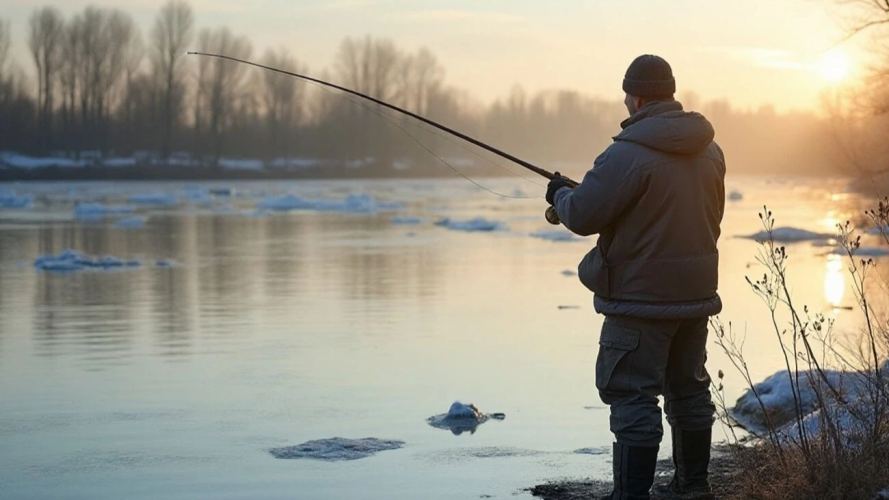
left=187, top=51, right=576, bottom=225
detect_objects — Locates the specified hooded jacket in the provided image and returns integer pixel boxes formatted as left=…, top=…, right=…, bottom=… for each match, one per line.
left=552, top=100, right=725, bottom=319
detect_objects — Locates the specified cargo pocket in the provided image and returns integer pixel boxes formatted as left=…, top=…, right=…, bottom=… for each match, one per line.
left=595, top=323, right=641, bottom=393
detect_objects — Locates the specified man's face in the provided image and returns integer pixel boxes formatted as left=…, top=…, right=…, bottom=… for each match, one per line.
left=624, top=93, right=638, bottom=115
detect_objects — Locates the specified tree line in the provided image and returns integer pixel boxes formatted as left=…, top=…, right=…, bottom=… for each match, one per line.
left=0, top=1, right=857, bottom=176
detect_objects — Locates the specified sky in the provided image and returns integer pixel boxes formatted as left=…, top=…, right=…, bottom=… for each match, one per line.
left=3, top=0, right=877, bottom=112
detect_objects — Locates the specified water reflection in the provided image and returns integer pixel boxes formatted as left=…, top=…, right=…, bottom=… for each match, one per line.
left=825, top=254, right=846, bottom=308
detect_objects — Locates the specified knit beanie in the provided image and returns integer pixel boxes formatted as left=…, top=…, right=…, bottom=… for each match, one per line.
left=622, top=55, right=676, bottom=97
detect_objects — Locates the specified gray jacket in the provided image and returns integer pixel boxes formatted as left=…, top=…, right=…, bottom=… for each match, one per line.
left=553, top=100, right=725, bottom=319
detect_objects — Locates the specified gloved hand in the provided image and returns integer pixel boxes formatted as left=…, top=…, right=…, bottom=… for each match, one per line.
left=545, top=172, right=573, bottom=205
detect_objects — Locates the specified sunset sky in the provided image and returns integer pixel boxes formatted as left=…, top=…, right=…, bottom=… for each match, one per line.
left=4, top=0, right=876, bottom=112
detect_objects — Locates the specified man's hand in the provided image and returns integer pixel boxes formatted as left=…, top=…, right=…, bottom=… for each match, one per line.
left=545, top=172, right=573, bottom=205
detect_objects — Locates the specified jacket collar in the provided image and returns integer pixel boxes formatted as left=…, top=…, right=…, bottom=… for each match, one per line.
left=620, top=100, right=684, bottom=130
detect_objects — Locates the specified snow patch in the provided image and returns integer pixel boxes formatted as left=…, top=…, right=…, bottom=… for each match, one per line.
left=434, top=217, right=504, bottom=232
left=531, top=228, right=583, bottom=242
left=34, top=250, right=141, bottom=272
left=0, top=151, right=87, bottom=169
left=218, top=158, right=264, bottom=170
left=741, top=227, right=833, bottom=242
left=269, top=437, right=404, bottom=461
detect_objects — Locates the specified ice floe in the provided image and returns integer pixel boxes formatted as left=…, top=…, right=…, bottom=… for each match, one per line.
left=574, top=446, right=610, bottom=455
left=113, top=216, right=146, bottom=229
left=741, top=227, right=833, bottom=242
left=0, top=189, right=32, bottom=209
left=258, top=194, right=402, bottom=213
left=75, top=202, right=135, bottom=220
left=155, top=259, right=177, bottom=268
left=531, top=228, right=583, bottom=242
left=34, top=250, right=141, bottom=272
left=434, top=217, right=504, bottom=232
left=183, top=186, right=213, bottom=205
left=728, top=190, right=743, bottom=201
left=128, top=193, right=178, bottom=206
left=269, top=437, right=404, bottom=461
left=561, top=269, right=577, bottom=276
left=427, top=402, right=505, bottom=436
left=391, top=216, right=422, bottom=225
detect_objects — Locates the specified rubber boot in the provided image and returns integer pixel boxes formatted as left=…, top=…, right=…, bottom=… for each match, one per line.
left=650, top=427, right=715, bottom=500
left=603, top=442, right=659, bottom=500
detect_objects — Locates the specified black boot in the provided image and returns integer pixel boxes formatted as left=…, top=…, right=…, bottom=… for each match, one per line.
left=650, top=427, right=714, bottom=500
left=603, top=442, right=659, bottom=500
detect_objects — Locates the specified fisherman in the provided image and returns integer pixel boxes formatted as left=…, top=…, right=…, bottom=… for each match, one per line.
left=546, top=55, right=725, bottom=500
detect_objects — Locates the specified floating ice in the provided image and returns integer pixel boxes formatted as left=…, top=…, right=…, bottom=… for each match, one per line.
left=75, top=202, right=135, bottom=220
left=113, top=216, right=146, bottom=229
left=434, top=217, right=504, bottom=232
left=128, top=193, right=178, bottom=206
left=208, top=187, right=234, bottom=197
left=391, top=216, right=422, bottom=225
left=0, top=189, right=32, bottom=209
left=34, top=250, right=141, bottom=272
left=728, top=190, right=743, bottom=201
left=741, top=227, right=833, bottom=243
left=531, top=228, right=583, bottom=242
left=427, top=402, right=505, bottom=436
left=269, top=437, right=404, bottom=461
left=258, top=194, right=402, bottom=213
left=561, top=269, right=577, bottom=276
left=183, top=186, right=213, bottom=205
left=155, top=259, right=176, bottom=268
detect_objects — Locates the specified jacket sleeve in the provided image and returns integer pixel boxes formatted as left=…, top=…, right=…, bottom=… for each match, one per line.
left=552, top=147, right=641, bottom=237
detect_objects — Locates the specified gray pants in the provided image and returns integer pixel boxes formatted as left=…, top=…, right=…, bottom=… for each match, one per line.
left=596, top=315, right=716, bottom=447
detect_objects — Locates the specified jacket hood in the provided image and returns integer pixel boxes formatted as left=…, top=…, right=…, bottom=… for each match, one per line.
left=614, top=100, right=715, bottom=155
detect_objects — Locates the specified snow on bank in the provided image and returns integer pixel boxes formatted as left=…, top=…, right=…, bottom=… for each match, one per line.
left=269, top=437, right=404, bottom=461
left=0, top=189, right=32, bottom=209
left=34, top=250, right=141, bottom=272
left=434, top=217, right=504, bottom=232
left=0, top=151, right=87, bottom=168
left=75, top=202, right=135, bottom=220
left=258, top=194, right=402, bottom=213
left=427, top=402, right=506, bottom=436
left=741, top=227, right=834, bottom=242
left=732, top=361, right=889, bottom=440
left=531, top=228, right=583, bottom=242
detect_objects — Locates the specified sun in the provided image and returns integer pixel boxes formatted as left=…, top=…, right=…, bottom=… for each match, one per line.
left=819, top=50, right=851, bottom=82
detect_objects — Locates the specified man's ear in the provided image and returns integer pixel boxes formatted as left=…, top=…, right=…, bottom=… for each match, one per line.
left=633, top=96, right=645, bottom=110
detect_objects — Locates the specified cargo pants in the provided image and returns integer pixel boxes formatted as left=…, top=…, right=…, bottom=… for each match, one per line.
left=595, top=315, right=716, bottom=447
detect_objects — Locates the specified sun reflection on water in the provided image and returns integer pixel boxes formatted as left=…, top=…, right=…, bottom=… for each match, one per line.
left=825, top=254, right=845, bottom=308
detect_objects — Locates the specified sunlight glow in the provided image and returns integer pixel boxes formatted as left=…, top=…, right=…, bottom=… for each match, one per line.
left=819, top=50, right=850, bottom=82
left=825, top=255, right=845, bottom=308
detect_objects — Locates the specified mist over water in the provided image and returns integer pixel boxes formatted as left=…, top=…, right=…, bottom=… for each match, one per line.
left=0, top=176, right=882, bottom=499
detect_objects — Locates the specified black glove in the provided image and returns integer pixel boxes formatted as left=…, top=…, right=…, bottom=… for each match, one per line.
left=545, top=172, right=573, bottom=206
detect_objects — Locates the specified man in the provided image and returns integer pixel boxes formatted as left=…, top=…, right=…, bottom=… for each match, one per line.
left=546, top=55, right=725, bottom=500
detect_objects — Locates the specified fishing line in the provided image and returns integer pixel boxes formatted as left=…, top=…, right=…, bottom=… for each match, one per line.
left=308, top=81, right=539, bottom=199
left=186, top=52, right=578, bottom=195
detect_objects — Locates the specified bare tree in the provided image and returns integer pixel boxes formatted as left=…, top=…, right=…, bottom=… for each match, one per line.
left=151, top=0, right=194, bottom=159
left=260, top=47, right=306, bottom=159
left=28, top=6, right=64, bottom=150
left=195, top=27, right=252, bottom=163
left=335, top=36, right=401, bottom=101
left=0, top=18, right=10, bottom=79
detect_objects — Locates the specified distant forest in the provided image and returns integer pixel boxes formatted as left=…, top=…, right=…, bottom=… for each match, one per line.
left=0, top=1, right=863, bottom=179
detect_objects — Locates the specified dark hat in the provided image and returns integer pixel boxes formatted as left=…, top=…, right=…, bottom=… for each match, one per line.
left=622, top=55, right=676, bottom=97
